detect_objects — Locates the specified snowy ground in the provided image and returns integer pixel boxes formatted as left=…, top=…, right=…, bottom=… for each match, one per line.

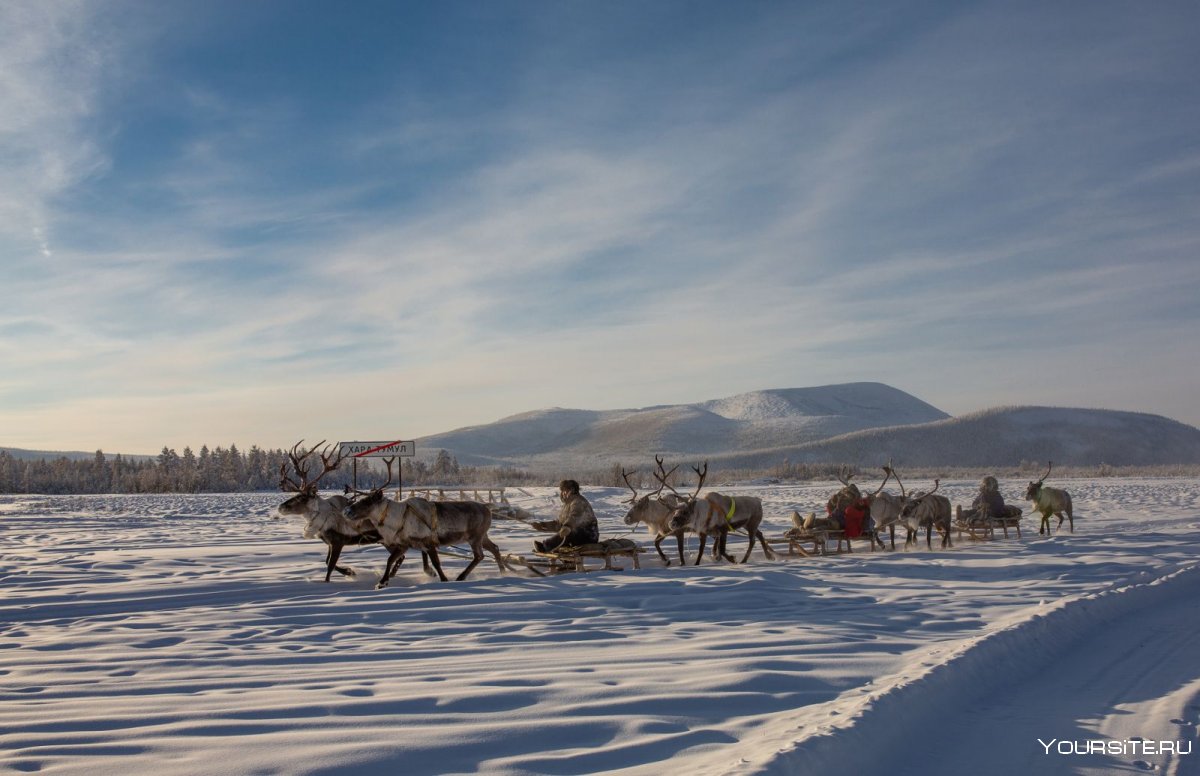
left=2, top=479, right=1199, bottom=775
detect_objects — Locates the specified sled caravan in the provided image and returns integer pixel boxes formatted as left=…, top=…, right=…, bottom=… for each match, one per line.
left=277, top=441, right=1074, bottom=585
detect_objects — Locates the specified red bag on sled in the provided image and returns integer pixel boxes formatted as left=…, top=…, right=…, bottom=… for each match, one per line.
left=843, top=500, right=867, bottom=538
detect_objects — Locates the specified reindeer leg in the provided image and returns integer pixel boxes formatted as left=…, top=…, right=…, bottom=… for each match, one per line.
left=653, top=534, right=671, bottom=566
left=421, top=551, right=436, bottom=577
left=739, top=529, right=756, bottom=563
left=673, top=529, right=686, bottom=566
left=889, top=525, right=896, bottom=551
left=734, top=530, right=753, bottom=561
left=716, top=529, right=734, bottom=563
left=426, top=548, right=450, bottom=582
left=456, top=544, right=484, bottom=581
left=377, top=548, right=404, bottom=589
left=484, top=538, right=508, bottom=574
left=325, top=540, right=344, bottom=582
left=694, top=533, right=708, bottom=565
left=757, top=530, right=776, bottom=560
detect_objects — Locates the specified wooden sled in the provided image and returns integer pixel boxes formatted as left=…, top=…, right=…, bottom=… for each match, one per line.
left=774, top=525, right=882, bottom=556
left=954, top=505, right=1023, bottom=541
left=530, top=538, right=643, bottom=573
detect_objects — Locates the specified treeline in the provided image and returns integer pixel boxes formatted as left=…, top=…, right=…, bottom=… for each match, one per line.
left=0, top=446, right=542, bottom=495
left=5, top=447, right=1198, bottom=495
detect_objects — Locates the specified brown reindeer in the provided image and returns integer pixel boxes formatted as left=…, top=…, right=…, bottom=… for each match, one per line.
left=897, top=479, right=953, bottom=549
left=662, top=463, right=775, bottom=565
left=1025, top=461, right=1074, bottom=535
left=344, top=491, right=507, bottom=588
left=621, top=457, right=689, bottom=566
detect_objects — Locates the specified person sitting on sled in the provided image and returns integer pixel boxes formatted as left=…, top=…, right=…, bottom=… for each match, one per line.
left=533, top=479, right=599, bottom=553
left=960, top=475, right=1021, bottom=525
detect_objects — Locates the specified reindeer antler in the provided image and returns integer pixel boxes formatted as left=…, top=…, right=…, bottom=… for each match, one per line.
left=621, top=467, right=640, bottom=503
left=836, top=464, right=855, bottom=488
left=343, top=455, right=395, bottom=501
left=1038, top=461, right=1053, bottom=483
left=279, top=439, right=322, bottom=492
left=870, top=460, right=893, bottom=496
left=885, top=463, right=906, bottom=498
left=689, top=462, right=708, bottom=499
left=652, top=455, right=684, bottom=498
left=314, top=443, right=345, bottom=486
left=653, top=455, right=678, bottom=498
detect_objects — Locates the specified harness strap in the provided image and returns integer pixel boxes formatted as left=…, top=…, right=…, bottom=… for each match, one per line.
left=705, top=495, right=737, bottom=525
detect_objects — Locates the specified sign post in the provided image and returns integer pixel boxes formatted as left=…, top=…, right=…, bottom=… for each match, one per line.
left=340, top=440, right=416, bottom=496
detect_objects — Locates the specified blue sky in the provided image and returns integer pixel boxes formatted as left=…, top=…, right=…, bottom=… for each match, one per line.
left=2, top=0, right=1198, bottom=454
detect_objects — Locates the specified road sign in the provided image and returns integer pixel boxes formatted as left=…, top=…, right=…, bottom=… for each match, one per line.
left=339, top=440, right=416, bottom=458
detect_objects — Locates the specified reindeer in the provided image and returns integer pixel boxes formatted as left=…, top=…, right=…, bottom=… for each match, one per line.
left=896, top=479, right=953, bottom=549
left=1025, top=461, right=1074, bottom=535
left=621, top=457, right=689, bottom=566
left=828, top=465, right=892, bottom=550
left=662, top=463, right=775, bottom=565
left=277, top=440, right=383, bottom=582
left=343, top=490, right=508, bottom=588
left=863, top=464, right=908, bottom=551
left=827, top=465, right=863, bottom=515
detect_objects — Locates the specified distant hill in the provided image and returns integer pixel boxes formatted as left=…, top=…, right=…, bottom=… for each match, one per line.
left=418, top=382, right=950, bottom=467
left=708, top=406, right=1200, bottom=469
left=415, top=386, right=1200, bottom=469
left=1, top=447, right=103, bottom=462
left=0, top=447, right=153, bottom=462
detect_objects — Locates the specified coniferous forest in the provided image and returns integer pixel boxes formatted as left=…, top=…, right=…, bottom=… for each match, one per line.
left=0, top=446, right=540, bottom=495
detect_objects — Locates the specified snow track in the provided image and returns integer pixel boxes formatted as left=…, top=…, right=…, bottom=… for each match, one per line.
left=755, top=563, right=1200, bottom=775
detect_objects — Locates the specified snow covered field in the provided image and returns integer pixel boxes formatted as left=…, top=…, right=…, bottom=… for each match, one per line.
left=2, top=479, right=1199, bottom=775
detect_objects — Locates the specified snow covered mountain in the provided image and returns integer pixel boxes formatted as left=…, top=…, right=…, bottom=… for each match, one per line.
left=417, top=382, right=949, bottom=466
left=417, top=386, right=1200, bottom=469
left=710, top=406, right=1200, bottom=469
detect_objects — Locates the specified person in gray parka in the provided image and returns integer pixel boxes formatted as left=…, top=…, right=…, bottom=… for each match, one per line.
left=960, top=475, right=1022, bottom=524
left=533, top=479, right=600, bottom=553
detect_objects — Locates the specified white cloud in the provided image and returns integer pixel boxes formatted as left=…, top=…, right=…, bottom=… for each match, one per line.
left=3, top=1, right=1199, bottom=452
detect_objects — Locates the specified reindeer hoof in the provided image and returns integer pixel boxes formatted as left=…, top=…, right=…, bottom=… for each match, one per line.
left=374, top=582, right=389, bottom=590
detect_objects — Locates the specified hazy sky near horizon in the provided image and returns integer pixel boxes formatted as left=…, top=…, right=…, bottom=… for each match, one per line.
left=2, top=0, right=1198, bottom=454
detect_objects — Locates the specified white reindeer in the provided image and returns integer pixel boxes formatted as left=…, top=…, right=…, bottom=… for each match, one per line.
left=277, top=441, right=382, bottom=582
left=864, top=464, right=909, bottom=551
left=1025, top=461, right=1074, bottom=534
left=621, top=457, right=689, bottom=566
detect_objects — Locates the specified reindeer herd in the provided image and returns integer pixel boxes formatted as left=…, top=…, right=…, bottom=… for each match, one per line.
left=277, top=441, right=1076, bottom=587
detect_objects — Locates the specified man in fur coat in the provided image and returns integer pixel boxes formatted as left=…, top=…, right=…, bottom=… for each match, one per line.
left=960, top=475, right=1022, bottom=524
left=533, top=479, right=600, bottom=553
